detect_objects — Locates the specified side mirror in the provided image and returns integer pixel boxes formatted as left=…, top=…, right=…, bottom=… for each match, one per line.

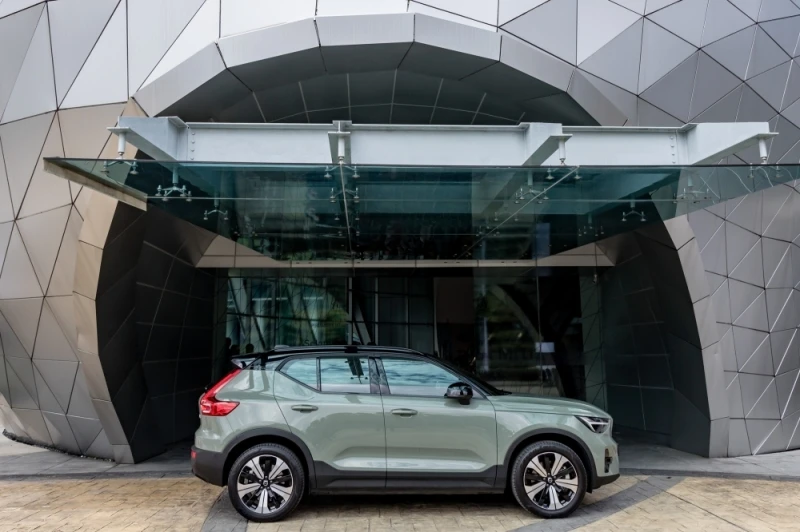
left=445, top=382, right=473, bottom=405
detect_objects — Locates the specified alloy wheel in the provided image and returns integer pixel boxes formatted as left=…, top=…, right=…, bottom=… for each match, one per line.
left=523, top=451, right=579, bottom=511
left=236, top=454, right=294, bottom=514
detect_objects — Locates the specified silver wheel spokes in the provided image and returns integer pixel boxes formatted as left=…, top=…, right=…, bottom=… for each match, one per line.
left=237, top=454, right=294, bottom=514
left=524, top=452, right=578, bottom=511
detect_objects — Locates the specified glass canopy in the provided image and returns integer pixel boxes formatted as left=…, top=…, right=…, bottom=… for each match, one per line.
left=47, top=158, right=797, bottom=262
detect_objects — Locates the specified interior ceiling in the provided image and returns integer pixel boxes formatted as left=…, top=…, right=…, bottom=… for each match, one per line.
left=167, top=68, right=598, bottom=127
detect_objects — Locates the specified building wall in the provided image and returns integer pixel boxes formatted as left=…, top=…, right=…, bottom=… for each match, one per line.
left=2, top=1, right=800, bottom=459
left=687, top=181, right=800, bottom=455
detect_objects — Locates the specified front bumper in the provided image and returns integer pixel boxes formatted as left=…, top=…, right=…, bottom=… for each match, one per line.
left=593, top=472, right=620, bottom=489
left=191, top=446, right=226, bottom=486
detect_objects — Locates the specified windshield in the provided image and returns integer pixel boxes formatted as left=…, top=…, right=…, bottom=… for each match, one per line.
left=433, top=356, right=509, bottom=395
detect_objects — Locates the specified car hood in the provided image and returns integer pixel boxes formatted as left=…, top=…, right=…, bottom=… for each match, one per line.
left=487, top=394, right=610, bottom=417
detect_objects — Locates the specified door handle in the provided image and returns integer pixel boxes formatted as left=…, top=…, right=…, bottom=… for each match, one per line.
left=391, top=408, right=418, bottom=417
left=291, top=404, right=318, bottom=412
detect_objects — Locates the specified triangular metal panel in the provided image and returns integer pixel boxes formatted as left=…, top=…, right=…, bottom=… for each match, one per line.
left=645, top=0, right=681, bottom=14
left=755, top=416, right=788, bottom=452
left=706, top=26, right=756, bottom=80
left=498, top=0, right=549, bottom=25
left=127, top=0, right=206, bottom=94
left=33, top=300, right=77, bottom=362
left=776, top=368, right=800, bottom=416
left=733, top=327, right=769, bottom=374
left=740, top=373, right=777, bottom=416
left=67, top=369, right=97, bottom=418
left=611, top=0, right=645, bottom=14
left=701, top=0, right=754, bottom=46
left=738, top=85, right=778, bottom=123
left=772, top=328, right=800, bottom=374
left=762, top=180, right=793, bottom=234
left=42, top=411, right=80, bottom=454
left=0, top=112, right=53, bottom=217
left=706, top=270, right=727, bottom=293
left=1, top=7, right=55, bottom=124
left=758, top=0, right=800, bottom=21
left=700, top=218, right=727, bottom=275
left=747, top=27, right=791, bottom=79
left=769, top=116, right=800, bottom=163
left=579, top=70, right=639, bottom=123
left=5, top=355, right=38, bottom=409
left=729, top=0, right=761, bottom=20
left=85, top=427, right=114, bottom=458
left=726, top=222, right=760, bottom=274
left=734, top=289, right=769, bottom=331
left=763, top=237, right=793, bottom=288
left=143, top=0, right=220, bottom=87
left=689, top=207, right=724, bottom=250
left=782, top=410, right=800, bottom=449
left=49, top=0, right=120, bottom=104
left=748, top=61, right=792, bottom=113
left=33, top=358, right=77, bottom=412
left=0, top=0, right=43, bottom=18
left=67, top=414, right=103, bottom=453
left=501, top=0, right=578, bottom=64
left=0, top=221, right=12, bottom=274
left=58, top=103, right=125, bottom=158
left=61, top=0, right=128, bottom=109
left=727, top=373, right=746, bottom=417
left=579, top=18, right=643, bottom=93
left=0, top=141, right=13, bottom=223
left=641, top=52, right=699, bottom=121
left=17, top=115, right=71, bottom=219
left=11, top=407, right=51, bottom=445
left=712, top=277, right=732, bottom=323
left=0, top=4, right=44, bottom=120
left=577, top=0, right=640, bottom=64
left=764, top=183, right=799, bottom=242
left=693, top=84, right=743, bottom=123
left=782, top=61, right=800, bottom=110
left=638, top=19, right=697, bottom=92
left=727, top=185, right=763, bottom=236
left=0, top=296, right=42, bottom=356
left=45, top=295, right=78, bottom=354
left=17, top=206, right=70, bottom=291
left=649, top=0, right=708, bottom=47
left=729, top=278, right=764, bottom=321
left=47, top=207, right=83, bottom=297
left=413, top=0, right=500, bottom=25
left=33, top=363, right=63, bottom=414
left=749, top=378, right=781, bottom=419
left=730, top=239, right=765, bottom=287
left=760, top=15, right=800, bottom=56
left=771, top=288, right=800, bottom=331
left=568, top=70, right=628, bottom=125
left=739, top=325, right=773, bottom=374
left=729, top=418, right=751, bottom=455
left=0, top=226, right=43, bottom=299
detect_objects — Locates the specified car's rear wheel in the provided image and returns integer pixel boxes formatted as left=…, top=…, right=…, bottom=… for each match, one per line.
left=510, top=440, right=587, bottom=518
left=227, top=443, right=305, bottom=522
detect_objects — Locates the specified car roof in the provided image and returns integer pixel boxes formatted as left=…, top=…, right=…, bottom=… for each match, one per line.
left=251, top=345, right=429, bottom=362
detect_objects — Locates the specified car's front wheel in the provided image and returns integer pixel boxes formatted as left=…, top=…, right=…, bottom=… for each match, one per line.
left=510, top=440, right=587, bottom=518
left=227, top=443, right=305, bottom=522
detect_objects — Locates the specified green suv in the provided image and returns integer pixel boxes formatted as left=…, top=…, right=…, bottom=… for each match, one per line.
left=191, top=346, right=619, bottom=522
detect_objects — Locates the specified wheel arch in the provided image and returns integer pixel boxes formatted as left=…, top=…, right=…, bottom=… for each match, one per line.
left=222, top=428, right=317, bottom=490
left=500, top=429, right=597, bottom=492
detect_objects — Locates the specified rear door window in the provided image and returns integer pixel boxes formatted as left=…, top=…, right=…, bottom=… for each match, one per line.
left=280, top=358, right=318, bottom=390
left=319, top=356, right=371, bottom=394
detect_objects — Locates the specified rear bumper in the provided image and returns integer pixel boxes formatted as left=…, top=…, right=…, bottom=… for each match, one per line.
left=191, top=446, right=226, bottom=486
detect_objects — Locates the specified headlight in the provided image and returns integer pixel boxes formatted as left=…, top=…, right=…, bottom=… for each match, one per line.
left=577, top=415, right=610, bottom=434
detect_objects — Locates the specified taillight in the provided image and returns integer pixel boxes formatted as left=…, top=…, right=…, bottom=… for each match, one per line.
left=199, top=368, right=241, bottom=416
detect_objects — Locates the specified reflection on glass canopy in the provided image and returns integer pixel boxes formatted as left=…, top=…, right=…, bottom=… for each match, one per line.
left=47, top=158, right=798, bottom=261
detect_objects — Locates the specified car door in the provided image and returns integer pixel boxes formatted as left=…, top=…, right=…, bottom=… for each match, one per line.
left=377, top=355, right=498, bottom=489
left=273, top=354, right=386, bottom=489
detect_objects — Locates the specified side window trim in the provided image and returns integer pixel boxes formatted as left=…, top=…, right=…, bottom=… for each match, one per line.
left=277, top=356, right=320, bottom=392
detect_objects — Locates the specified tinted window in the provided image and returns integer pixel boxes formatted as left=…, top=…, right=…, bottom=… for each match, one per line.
left=280, top=358, right=318, bottom=389
left=320, top=357, right=371, bottom=393
left=381, top=358, right=459, bottom=397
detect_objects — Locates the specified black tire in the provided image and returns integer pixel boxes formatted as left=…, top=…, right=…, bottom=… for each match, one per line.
left=227, top=443, right=305, bottom=522
left=510, top=440, right=587, bottom=519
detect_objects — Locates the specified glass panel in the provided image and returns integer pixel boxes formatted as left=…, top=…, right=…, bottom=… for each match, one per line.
left=382, top=358, right=460, bottom=397
left=47, top=158, right=798, bottom=262
left=281, top=358, right=318, bottom=389
left=320, top=356, right=371, bottom=393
